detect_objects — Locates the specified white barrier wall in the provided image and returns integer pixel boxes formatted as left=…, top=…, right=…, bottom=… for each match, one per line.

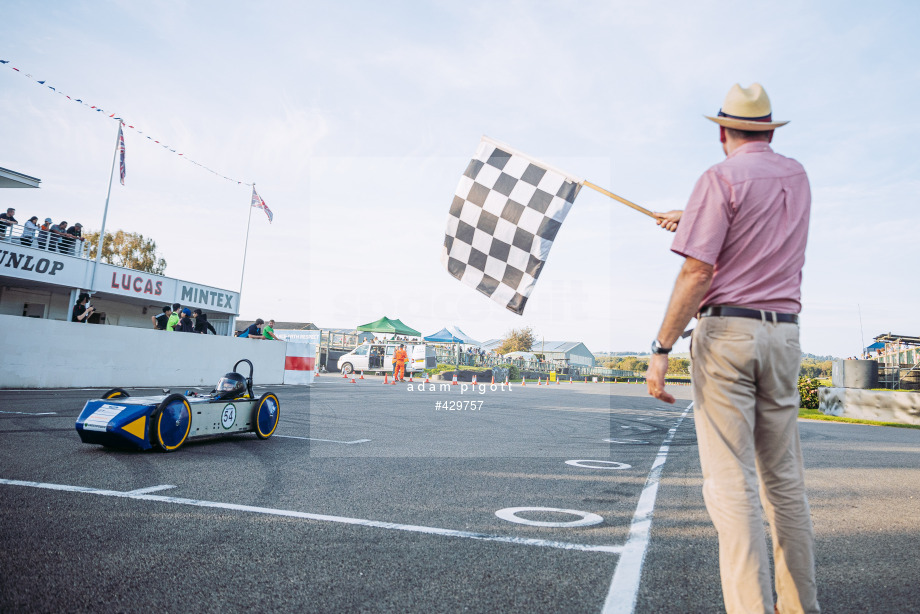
left=0, top=314, right=288, bottom=389
left=819, top=387, right=920, bottom=426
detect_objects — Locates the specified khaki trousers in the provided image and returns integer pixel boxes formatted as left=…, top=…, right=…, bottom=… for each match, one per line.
left=691, top=316, right=819, bottom=614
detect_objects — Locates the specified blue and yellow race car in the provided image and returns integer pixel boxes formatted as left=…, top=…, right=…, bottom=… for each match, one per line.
left=75, top=359, right=280, bottom=452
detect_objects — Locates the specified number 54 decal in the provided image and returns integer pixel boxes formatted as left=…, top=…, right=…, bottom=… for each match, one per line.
left=221, top=404, right=237, bottom=429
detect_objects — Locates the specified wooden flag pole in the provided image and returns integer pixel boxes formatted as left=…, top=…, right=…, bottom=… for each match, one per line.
left=583, top=180, right=658, bottom=220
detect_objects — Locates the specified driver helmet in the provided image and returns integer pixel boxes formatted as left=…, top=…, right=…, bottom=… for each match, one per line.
left=215, top=372, right=246, bottom=399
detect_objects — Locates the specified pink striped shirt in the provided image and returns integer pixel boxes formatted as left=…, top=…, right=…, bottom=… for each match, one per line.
left=671, top=141, right=810, bottom=313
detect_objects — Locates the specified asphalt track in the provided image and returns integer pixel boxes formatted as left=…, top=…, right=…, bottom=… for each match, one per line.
left=1, top=377, right=919, bottom=613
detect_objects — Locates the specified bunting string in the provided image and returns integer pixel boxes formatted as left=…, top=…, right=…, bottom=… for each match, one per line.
left=1, top=59, right=252, bottom=186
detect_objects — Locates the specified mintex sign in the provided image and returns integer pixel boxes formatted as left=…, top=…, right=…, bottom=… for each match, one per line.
left=180, top=284, right=236, bottom=311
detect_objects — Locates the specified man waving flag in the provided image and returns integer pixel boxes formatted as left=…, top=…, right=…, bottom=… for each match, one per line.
left=251, top=186, right=273, bottom=223
left=442, top=136, right=582, bottom=315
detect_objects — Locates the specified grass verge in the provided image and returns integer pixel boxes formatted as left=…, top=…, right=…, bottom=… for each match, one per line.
left=798, top=407, right=920, bottom=429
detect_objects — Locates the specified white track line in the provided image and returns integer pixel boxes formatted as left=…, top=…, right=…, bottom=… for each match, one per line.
left=124, top=485, right=176, bottom=495
left=274, top=435, right=371, bottom=444
left=0, top=410, right=57, bottom=415
left=601, top=402, right=693, bottom=614
left=0, top=478, right=623, bottom=555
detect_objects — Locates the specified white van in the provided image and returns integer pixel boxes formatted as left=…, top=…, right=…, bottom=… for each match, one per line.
left=338, top=342, right=436, bottom=375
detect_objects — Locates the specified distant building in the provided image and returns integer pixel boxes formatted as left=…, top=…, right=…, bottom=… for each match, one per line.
left=0, top=172, right=239, bottom=333
left=869, top=333, right=920, bottom=366
left=535, top=341, right=596, bottom=367
left=481, top=338, right=595, bottom=367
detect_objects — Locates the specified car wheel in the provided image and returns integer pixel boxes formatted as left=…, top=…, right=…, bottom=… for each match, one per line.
left=153, top=393, right=191, bottom=452
left=102, top=387, right=129, bottom=399
left=341, top=362, right=353, bottom=375
left=253, top=392, right=281, bottom=439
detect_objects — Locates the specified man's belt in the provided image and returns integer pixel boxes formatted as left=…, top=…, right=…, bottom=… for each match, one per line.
left=698, top=305, right=799, bottom=324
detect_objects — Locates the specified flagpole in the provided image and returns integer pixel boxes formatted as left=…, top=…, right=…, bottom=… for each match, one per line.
left=583, top=180, right=658, bottom=220
left=239, top=184, right=255, bottom=296
left=91, top=121, right=123, bottom=293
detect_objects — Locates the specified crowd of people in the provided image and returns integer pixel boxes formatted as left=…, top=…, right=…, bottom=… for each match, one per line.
left=0, top=208, right=85, bottom=255
left=69, top=294, right=279, bottom=341
left=235, top=318, right=280, bottom=340
left=148, top=302, right=220, bottom=334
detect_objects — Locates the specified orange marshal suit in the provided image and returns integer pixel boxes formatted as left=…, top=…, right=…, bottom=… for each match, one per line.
left=393, top=348, right=408, bottom=381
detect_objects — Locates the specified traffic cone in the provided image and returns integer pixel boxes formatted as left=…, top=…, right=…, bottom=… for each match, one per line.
left=424, top=375, right=430, bottom=383
left=383, top=373, right=389, bottom=385
left=472, top=374, right=478, bottom=385
left=409, top=374, right=414, bottom=382
left=342, top=371, right=347, bottom=378
left=491, top=375, right=495, bottom=385
left=584, top=376, right=588, bottom=384
left=537, top=377, right=542, bottom=386
left=505, top=377, right=509, bottom=385
left=556, top=377, right=560, bottom=385
left=359, top=371, right=365, bottom=380
left=569, top=376, right=573, bottom=383
left=351, top=377, right=357, bottom=383
left=521, top=377, right=526, bottom=386
left=451, top=372, right=459, bottom=386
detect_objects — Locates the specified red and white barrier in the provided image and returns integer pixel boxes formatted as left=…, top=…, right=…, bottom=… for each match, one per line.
left=282, top=342, right=316, bottom=385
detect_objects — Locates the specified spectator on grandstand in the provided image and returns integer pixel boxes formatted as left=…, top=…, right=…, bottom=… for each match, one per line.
left=152, top=305, right=172, bottom=330
left=193, top=309, right=217, bottom=335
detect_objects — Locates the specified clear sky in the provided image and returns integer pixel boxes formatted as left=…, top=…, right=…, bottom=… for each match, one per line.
left=2, top=1, right=918, bottom=358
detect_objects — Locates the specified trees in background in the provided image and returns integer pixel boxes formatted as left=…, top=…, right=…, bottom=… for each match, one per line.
left=83, top=229, right=167, bottom=275
left=497, top=327, right=536, bottom=354
left=603, top=355, right=833, bottom=379
left=800, top=358, right=833, bottom=379
left=604, top=356, right=688, bottom=374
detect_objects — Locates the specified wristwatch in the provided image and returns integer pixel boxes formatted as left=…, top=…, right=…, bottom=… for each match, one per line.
left=651, top=339, right=672, bottom=355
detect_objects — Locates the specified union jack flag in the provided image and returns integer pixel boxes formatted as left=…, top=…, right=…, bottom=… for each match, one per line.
left=251, top=186, right=273, bottom=223
left=117, top=122, right=126, bottom=185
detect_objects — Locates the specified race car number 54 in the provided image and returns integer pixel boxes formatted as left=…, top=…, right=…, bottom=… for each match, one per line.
left=221, top=404, right=236, bottom=429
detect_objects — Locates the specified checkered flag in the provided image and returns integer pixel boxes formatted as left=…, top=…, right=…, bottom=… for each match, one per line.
left=442, top=136, right=582, bottom=314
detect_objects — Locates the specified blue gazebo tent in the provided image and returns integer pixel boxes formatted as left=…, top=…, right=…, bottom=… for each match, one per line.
left=424, top=328, right=464, bottom=343
left=424, top=326, right=481, bottom=347
left=446, top=326, right=481, bottom=347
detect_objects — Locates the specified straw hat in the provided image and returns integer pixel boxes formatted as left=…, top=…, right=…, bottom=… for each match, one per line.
left=705, top=83, right=788, bottom=131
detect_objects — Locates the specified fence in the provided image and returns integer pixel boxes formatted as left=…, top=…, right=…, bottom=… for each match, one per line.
left=878, top=364, right=920, bottom=391
left=431, top=345, right=641, bottom=378
left=0, top=220, right=90, bottom=258
left=327, top=341, right=690, bottom=380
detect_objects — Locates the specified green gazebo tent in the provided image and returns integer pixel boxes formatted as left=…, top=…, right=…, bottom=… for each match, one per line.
left=356, top=316, right=421, bottom=337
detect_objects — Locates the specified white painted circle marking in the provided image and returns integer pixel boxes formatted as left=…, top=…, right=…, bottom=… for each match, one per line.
left=221, top=403, right=236, bottom=429
left=604, top=438, right=649, bottom=444
left=565, top=460, right=632, bottom=470
left=495, top=507, right=603, bottom=528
